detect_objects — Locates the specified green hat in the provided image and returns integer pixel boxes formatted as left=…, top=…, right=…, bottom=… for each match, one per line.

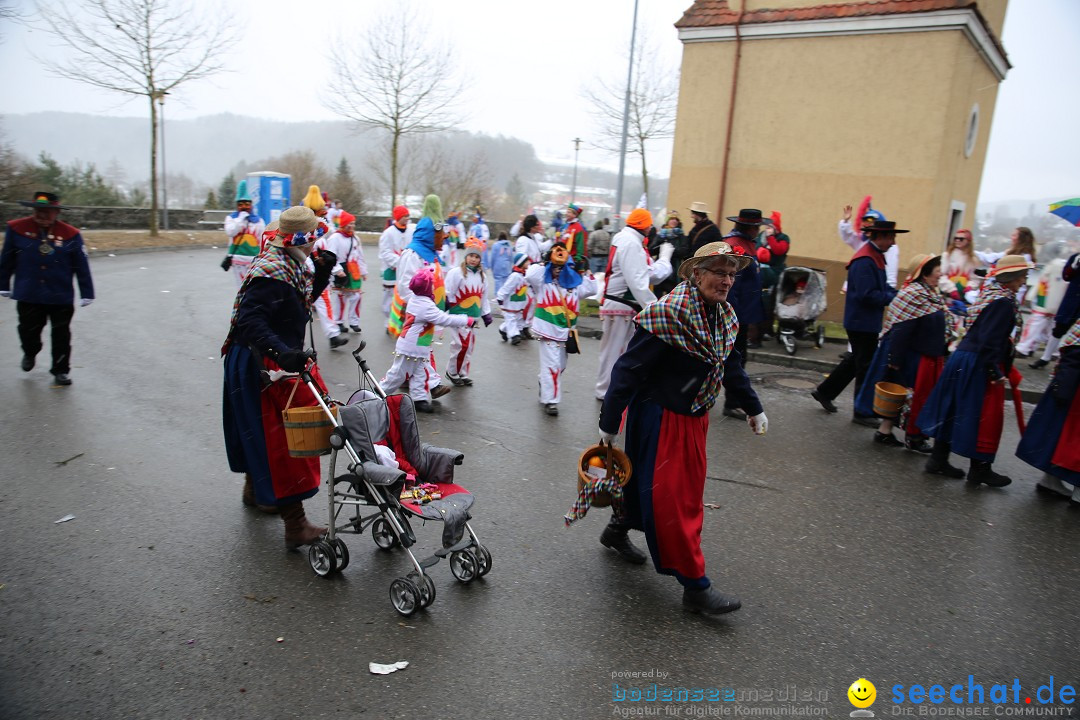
left=421, top=194, right=443, bottom=223
left=235, top=180, right=252, bottom=203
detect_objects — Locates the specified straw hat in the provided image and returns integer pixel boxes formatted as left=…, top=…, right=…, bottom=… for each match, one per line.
left=268, top=206, right=319, bottom=247
left=689, top=201, right=709, bottom=215
left=904, top=253, right=940, bottom=284
left=679, top=241, right=752, bottom=279
left=989, top=255, right=1035, bottom=277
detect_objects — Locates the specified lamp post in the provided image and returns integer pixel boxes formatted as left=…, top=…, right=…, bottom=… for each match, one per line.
left=156, top=91, right=169, bottom=231
left=613, top=0, right=639, bottom=229
left=570, top=137, right=582, bottom=204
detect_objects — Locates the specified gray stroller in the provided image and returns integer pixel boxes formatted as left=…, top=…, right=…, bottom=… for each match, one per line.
left=295, top=341, right=492, bottom=616
left=774, top=266, right=828, bottom=355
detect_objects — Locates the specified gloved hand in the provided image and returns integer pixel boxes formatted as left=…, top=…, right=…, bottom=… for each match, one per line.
left=481, top=313, right=492, bottom=327
left=0, top=290, right=10, bottom=299
left=948, top=299, right=967, bottom=315
left=276, top=349, right=313, bottom=373
left=312, top=249, right=337, bottom=268
left=1052, top=322, right=1070, bottom=339
left=220, top=255, right=233, bottom=271
left=748, top=412, right=768, bottom=435
left=658, top=242, right=675, bottom=264
left=79, top=298, right=93, bottom=308
left=466, top=317, right=477, bottom=328
left=599, top=428, right=616, bottom=445
left=1072, top=254, right=1080, bottom=271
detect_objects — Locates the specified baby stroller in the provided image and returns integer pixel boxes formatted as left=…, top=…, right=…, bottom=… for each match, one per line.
left=289, top=339, right=492, bottom=616
left=774, top=266, right=828, bottom=355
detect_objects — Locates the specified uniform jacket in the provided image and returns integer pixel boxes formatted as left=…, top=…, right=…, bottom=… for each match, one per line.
left=844, top=242, right=896, bottom=333
left=1, top=217, right=94, bottom=305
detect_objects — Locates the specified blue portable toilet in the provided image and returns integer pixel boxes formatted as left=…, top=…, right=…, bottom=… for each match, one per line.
left=247, top=172, right=291, bottom=224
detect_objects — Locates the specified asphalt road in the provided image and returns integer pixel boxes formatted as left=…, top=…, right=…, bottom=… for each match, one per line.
left=0, top=246, right=1076, bottom=720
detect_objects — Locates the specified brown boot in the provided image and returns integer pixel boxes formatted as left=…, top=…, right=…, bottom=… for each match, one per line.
left=281, top=502, right=326, bottom=549
left=242, top=474, right=279, bottom=514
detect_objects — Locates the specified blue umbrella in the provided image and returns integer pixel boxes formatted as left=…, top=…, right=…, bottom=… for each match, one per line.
left=1049, top=198, right=1080, bottom=226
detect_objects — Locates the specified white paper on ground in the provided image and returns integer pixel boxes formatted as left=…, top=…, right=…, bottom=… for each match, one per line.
left=369, top=660, right=409, bottom=675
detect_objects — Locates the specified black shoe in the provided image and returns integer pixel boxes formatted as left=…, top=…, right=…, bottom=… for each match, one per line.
left=925, top=457, right=965, bottom=479
left=851, top=414, right=881, bottom=429
left=544, top=403, right=559, bottom=416
left=873, top=431, right=903, bottom=447
left=510, top=336, right=521, bottom=346
left=599, top=526, right=647, bottom=565
left=329, top=335, right=349, bottom=349
left=722, top=407, right=747, bottom=421
left=446, top=372, right=466, bottom=387
left=52, top=373, right=72, bottom=386
left=967, top=461, right=1011, bottom=487
left=811, top=390, right=838, bottom=413
left=499, top=329, right=508, bottom=342
left=1035, top=482, right=1072, bottom=500
left=1029, top=359, right=1049, bottom=370
left=350, top=325, right=362, bottom=333
left=21, top=355, right=34, bottom=372
left=338, top=324, right=347, bottom=333
left=413, top=400, right=434, bottom=413
left=904, top=436, right=934, bottom=454
left=431, top=384, right=452, bottom=399
left=1014, top=350, right=1032, bottom=358
left=461, top=376, right=473, bottom=386
left=683, top=585, right=742, bottom=615
left=522, top=328, right=534, bottom=340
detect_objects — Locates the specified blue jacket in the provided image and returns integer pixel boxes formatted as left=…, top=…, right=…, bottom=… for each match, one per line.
left=0, top=217, right=94, bottom=305
left=722, top=230, right=764, bottom=325
left=844, top=246, right=896, bottom=333
left=485, top=240, right=514, bottom=279
left=958, top=298, right=1016, bottom=381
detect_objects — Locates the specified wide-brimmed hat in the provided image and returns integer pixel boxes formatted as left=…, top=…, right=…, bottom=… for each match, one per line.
left=679, top=241, right=753, bottom=279
left=19, top=191, right=67, bottom=210
left=726, top=208, right=772, bottom=226
left=904, top=253, right=940, bottom=284
left=989, top=255, right=1036, bottom=277
left=689, top=201, right=709, bottom=215
left=864, top=220, right=909, bottom=234
left=268, top=206, right=319, bottom=247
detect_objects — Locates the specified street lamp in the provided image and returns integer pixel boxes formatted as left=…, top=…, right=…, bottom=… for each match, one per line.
left=613, top=0, right=639, bottom=230
left=156, top=91, right=170, bottom=231
left=571, top=137, right=582, bottom=204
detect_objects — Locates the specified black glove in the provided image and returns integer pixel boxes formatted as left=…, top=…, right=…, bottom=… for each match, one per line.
left=313, top=249, right=337, bottom=268
left=220, top=256, right=233, bottom=271
left=333, top=274, right=348, bottom=288
left=276, top=349, right=313, bottom=372
left=1052, top=322, right=1070, bottom=339
left=481, top=313, right=492, bottom=327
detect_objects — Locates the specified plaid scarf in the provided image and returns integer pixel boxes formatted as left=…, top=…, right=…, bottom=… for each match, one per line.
left=563, top=477, right=623, bottom=527
left=221, top=246, right=313, bottom=354
left=635, top=281, right=738, bottom=413
left=882, top=279, right=946, bottom=336
left=968, top=280, right=1021, bottom=334
left=1062, top=319, right=1080, bottom=349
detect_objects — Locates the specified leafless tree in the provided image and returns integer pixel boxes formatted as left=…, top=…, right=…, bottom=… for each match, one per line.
left=420, top=140, right=494, bottom=217
left=31, top=0, right=234, bottom=235
left=583, top=32, right=678, bottom=200
left=324, top=5, right=463, bottom=208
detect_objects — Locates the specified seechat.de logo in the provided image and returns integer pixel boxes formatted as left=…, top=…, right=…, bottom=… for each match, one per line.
left=848, top=678, right=877, bottom=718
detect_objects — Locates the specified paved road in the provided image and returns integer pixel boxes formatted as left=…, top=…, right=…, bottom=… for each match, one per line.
left=0, top=247, right=1075, bottom=720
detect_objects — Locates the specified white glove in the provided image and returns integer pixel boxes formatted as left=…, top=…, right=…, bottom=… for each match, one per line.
left=599, top=428, right=616, bottom=445
left=1072, top=254, right=1080, bottom=270
left=79, top=298, right=93, bottom=307
left=0, top=290, right=10, bottom=299
left=748, top=412, right=768, bottom=435
left=658, top=242, right=675, bottom=264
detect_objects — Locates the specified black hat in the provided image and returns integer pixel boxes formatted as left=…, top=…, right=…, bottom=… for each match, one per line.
left=726, top=208, right=772, bottom=226
left=863, top=220, right=909, bottom=234
left=19, top=191, right=67, bottom=210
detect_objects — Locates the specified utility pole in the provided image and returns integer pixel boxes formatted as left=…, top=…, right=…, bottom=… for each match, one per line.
left=613, top=0, right=639, bottom=230
left=156, top=91, right=170, bottom=231
left=571, top=137, right=582, bottom=204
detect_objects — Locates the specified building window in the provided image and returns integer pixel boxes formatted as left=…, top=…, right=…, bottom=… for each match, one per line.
left=964, top=104, right=980, bottom=158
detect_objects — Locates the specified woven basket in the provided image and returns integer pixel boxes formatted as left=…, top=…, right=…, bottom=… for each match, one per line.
left=281, top=380, right=337, bottom=458
left=577, top=442, right=632, bottom=508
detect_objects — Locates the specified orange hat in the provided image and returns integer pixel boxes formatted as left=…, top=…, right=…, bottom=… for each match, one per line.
left=626, top=208, right=653, bottom=232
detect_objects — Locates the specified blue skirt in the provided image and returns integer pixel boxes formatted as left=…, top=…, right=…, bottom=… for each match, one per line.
left=916, top=349, right=999, bottom=461
left=1016, top=389, right=1080, bottom=485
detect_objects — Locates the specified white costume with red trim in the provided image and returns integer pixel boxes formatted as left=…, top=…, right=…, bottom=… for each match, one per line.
left=444, top=264, right=491, bottom=378
left=524, top=263, right=597, bottom=405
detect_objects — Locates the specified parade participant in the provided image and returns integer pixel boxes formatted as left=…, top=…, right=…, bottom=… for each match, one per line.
left=381, top=267, right=474, bottom=413
left=524, top=245, right=597, bottom=416
left=0, top=191, right=94, bottom=386
left=302, top=185, right=329, bottom=225
left=324, top=211, right=368, bottom=334
left=687, top=201, right=721, bottom=254
left=496, top=253, right=531, bottom=345
left=378, top=205, right=412, bottom=321
left=485, top=231, right=514, bottom=299
left=221, top=206, right=337, bottom=545
left=443, top=210, right=464, bottom=266
left=1032, top=252, right=1080, bottom=369
left=220, top=181, right=265, bottom=288
left=514, top=214, right=549, bottom=263
left=307, top=221, right=348, bottom=349
left=587, top=220, right=612, bottom=274
left=939, top=229, right=981, bottom=304
left=839, top=202, right=900, bottom=288
left=1016, top=256, right=1067, bottom=359
left=593, top=208, right=673, bottom=400
left=719, top=209, right=769, bottom=419
left=326, top=199, right=343, bottom=230
left=561, top=203, right=588, bottom=271
left=754, top=212, right=790, bottom=340
left=467, top=211, right=490, bottom=248
left=444, top=238, right=493, bottom=386
left=599, top=241, right=766, bottom=614
left=654, top=211, right=689, bottom=296
left=917, top=255, right=1034, bottom=486
left=390, top=196, right=446, bottom=338
left=853, top=254, right=947, bottom=452
left=1016, top=318, right=1080, bottom=504
left=812, top=220, right=902, bottom=425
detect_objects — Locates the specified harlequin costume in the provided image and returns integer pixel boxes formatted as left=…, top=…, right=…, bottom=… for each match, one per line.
left=467, top=213, right=490, bottom=249
left=443, top=211, right=463, bottom=267
left=222, top=180, right=266, bottom=288
left=378, top=206, right=412, bottom=319
left=523, top=247, right=597, bottom=414
left=496, top=253, right=531, bottom=343
left=560, top=204, right=588, bottom=271
left=390, top=196, right=445, bottom=337
left=444, top=238, right=493, bottom=385
left=324, top=211, right=368, bottom=332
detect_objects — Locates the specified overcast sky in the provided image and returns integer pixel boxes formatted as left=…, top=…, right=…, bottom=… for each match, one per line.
left=0, top=0, right=1076, bottom=205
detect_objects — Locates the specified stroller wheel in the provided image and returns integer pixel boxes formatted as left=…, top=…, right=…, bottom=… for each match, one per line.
left=330, top=538, right=350, bottom=573
left=409, top=572, right=437, bottom=608
left=781, top=332, right=797, bottom=356
left=475, top=544, right=493, bottom=577
left=449, top=548, right=479, bottom=583
left=815, top=325, right=826, bottom=349
left=389, top=577, right=421, bottom=616
left=308, top=540, right=338, bottom=577
left=371, top=518, right=399, bottom=550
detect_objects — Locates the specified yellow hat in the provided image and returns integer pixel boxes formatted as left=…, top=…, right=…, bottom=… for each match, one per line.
left=302, top=185, right=325, bottom=212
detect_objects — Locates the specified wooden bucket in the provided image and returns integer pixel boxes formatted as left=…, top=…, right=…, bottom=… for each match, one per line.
left=577, top=443, right=632, bottom=508
left=873, top=382, right=908, bottom=419
left=281, top=381, right=337, bottom=457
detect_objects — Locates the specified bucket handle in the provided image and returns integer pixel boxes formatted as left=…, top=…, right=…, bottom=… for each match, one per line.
left=600, top=439, right=615, bottom=483
left=283, top=377, right=302, bottom=413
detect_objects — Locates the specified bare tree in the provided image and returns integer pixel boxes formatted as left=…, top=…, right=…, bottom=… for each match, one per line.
left=583, top=32, right=678, bottom=200
left=420, top=139, right=494, bottom=217
left=32, top=0, right=234, bottom=235
left=324, top=5, right=463, bottom=208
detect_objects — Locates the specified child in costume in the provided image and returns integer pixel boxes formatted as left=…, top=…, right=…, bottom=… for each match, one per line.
left=444, top=238, right=493, bottom=386
left=300, top=185, right=341, bottom=347
left=221, top=180, right=265, bottom=287
left=443, top=211, right=463, bottom=267
left=378, top=206, right=412, bottom=320
left=390, top=196, right=445, bottom=338
left=524, top=246, right=597, bottom=416
left=381, top=268, right=474, bottom=413
left=325, top=211, right=368, bottom=333
left=496, top=253, right=531, bottom=345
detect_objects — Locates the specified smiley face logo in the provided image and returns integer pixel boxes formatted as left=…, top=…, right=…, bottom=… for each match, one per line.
left=848, top=678, right=876, bottom=709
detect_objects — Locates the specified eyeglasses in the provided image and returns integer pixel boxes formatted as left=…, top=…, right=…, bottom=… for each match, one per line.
left=700, top=267, right=738, bottom=280
left=953, top=236, right=969, bottom=241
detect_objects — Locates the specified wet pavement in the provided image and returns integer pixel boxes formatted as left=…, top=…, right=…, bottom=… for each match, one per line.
left=0, top=247, right=1076, bottom=720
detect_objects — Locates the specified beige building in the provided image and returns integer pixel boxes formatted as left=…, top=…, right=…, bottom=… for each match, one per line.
left=669, top=0, right=1009, bottom=318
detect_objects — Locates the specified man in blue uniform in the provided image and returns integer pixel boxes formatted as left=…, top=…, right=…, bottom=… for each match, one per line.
left=0, top=191, right=95, bottom=386
left=720, top=209, right=769, bottom=420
